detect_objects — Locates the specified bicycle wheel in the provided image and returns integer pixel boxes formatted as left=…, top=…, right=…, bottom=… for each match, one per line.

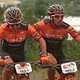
left=15, top=74, right=30, bottom=80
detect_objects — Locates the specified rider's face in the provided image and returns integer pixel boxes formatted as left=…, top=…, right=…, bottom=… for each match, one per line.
left=8, top=23, right=20, bottom=32
left=51, top=13, right=64, bottom=27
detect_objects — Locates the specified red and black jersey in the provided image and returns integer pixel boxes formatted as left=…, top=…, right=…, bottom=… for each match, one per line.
left=0, top=23, right=41, bottom=54
left=33, top=19, right=79, bottom=53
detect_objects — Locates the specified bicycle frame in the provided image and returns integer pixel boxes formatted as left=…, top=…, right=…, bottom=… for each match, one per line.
left=6, top=62, right=32, bottom=80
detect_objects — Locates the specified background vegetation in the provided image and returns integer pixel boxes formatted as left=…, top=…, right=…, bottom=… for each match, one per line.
left=0, top=0, right=80, bottom=62
left=1, top=0, right=80, bottom=23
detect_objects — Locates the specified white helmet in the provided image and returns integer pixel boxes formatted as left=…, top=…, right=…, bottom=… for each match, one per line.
left=4, top=6, right=23, bottom=23
left=47, top=4, right=64, bottom=15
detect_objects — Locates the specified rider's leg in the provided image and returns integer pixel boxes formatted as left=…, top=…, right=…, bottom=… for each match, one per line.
left=1, top=58, right=14, bottom=80
left=0, top=52, right=14, bottom=80
left=47, top=53, right=57, bottom=80
left=2, top=68, right=13, bottom=80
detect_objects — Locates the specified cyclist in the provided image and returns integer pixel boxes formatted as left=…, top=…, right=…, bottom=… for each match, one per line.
left=0, top=6, right=47, bottom=80
left=33, top=4, right=80, bottom=80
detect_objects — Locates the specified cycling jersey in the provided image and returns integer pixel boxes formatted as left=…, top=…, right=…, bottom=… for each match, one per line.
left=33, top=18, right=80, bottom=63
left=0, top=23, right=41, bottom=55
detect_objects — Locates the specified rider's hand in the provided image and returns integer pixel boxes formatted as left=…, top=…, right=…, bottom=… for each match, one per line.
left=40, top=54, right=48, bottom=64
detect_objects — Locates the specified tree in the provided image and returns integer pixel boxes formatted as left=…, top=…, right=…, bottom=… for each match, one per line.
left=19, top=0, right=37, bottom=24
left=33, top=0, right=48, bottom=20
left=0, top=7, right=6, bottom=23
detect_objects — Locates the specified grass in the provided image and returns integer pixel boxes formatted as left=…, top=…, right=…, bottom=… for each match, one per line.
left=30, top=69, right=48, bottom=80
left=30, top=69, right=80, bottom=80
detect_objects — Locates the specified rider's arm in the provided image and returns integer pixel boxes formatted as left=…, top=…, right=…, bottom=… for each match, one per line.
left=28, top=25, right=47, bottom=56
left=37, top=38, right=47, bottom=57
left=0, top=29, right=4, bottom=52
left=68, top=26, right=80, bottom=44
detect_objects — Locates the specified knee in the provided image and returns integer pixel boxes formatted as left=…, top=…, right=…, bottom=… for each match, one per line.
left=0, top=58, right=13, bottom=68
left=47, top=53, right=57, bottom=65
left=0, top=59, right=5, bottom=67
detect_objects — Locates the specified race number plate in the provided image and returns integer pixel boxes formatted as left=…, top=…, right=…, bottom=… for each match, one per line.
left=61, top=62, right=78, bottom=74
left=15, top=63, right=32, bottom=74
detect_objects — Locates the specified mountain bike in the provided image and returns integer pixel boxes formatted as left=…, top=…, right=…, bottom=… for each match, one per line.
left=41, top=60, right=80, bottom=80
left=5, top=62, right=33, bottom=80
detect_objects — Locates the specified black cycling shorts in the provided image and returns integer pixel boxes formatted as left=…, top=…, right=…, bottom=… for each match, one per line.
left=0, top=52, right=26, bottom=62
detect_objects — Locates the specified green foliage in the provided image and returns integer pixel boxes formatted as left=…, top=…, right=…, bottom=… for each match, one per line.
left=0, top=7, right=6, bottom=22
left=19, top=0, right=37, bottom=24
left=33, top=0, right=48, bottom=19
left=18, top=0, right=80, bottom=22
left=0, top=0, right=80, bottom=23
left=63, top=39, right=80, bottom=61
left=24, top=36, right=40, bottom=61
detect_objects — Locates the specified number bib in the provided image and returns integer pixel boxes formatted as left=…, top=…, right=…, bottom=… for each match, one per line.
left=15, top=63, right=32, bottom=74
left=61, top=62, right=77, bottom=74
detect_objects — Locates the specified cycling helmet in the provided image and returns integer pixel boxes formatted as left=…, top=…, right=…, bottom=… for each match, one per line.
left=47, top=4, right=64, bottom=15
left=4, top=6, right=23, bottom=23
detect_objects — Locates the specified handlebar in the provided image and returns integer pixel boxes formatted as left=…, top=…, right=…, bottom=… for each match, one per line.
left=41, top=60, right=80, bottom=69
left=5, top=60, right=80, bottom=69
left=5, top=60, right=41, bottom=67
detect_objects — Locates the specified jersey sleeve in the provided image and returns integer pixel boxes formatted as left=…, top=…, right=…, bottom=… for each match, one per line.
left=0, top=23, right=8, bottom=41
left=28, top=25, right=42, bottom=41
left=67, top=25, right=79, bottom=38
left=0, top=28, right=4, bottom=41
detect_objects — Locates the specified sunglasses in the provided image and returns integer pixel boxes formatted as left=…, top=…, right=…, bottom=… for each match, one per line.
left=9, top=23, right=20, bottom=27
left=52, top=15, right=64, bottom=19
